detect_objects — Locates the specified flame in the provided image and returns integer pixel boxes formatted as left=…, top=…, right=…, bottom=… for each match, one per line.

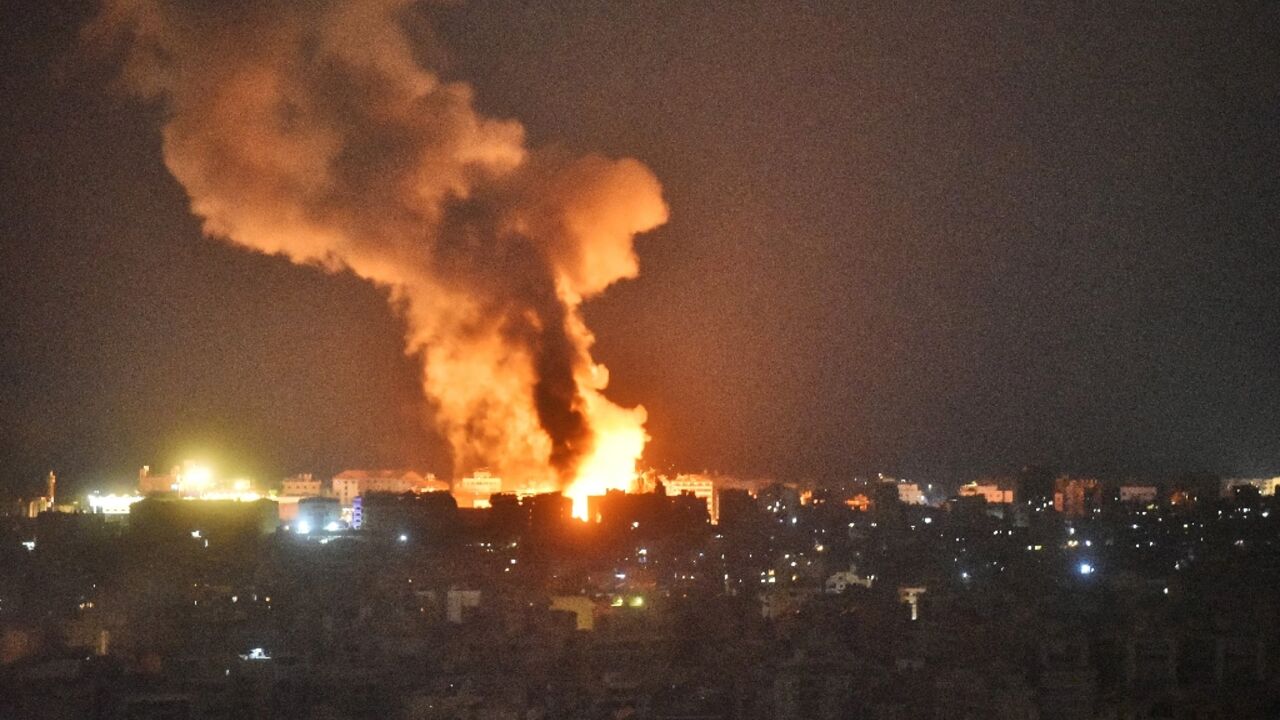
left=565, top=387, right=648, bottom=519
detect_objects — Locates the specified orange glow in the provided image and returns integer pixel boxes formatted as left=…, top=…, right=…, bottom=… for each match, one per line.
left=845, top=494, right=871, bottom=511
left=564, top=375, right=647, bottom=519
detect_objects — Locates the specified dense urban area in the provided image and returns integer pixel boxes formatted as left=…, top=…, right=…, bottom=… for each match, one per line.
left=1, top=467, right=1278, bottom=719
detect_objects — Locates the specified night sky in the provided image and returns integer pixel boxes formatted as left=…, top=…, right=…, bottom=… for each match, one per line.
left=3, top=2, right=1279, bottom=496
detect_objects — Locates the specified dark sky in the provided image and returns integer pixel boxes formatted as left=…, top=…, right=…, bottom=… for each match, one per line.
left=3, top=1, right=1279, bottom=496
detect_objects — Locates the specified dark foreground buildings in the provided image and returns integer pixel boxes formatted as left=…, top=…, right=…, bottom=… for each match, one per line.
left=1, top=479, right=1279, bottom=719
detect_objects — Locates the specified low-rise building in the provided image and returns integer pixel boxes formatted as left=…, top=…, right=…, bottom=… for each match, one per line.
left=331, top=469, right=446, bottom=506
left=282, top=473, right=322, bottom=497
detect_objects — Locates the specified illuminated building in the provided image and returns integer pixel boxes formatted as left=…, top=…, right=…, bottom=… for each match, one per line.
left=1220, top=476, right=1280, bottom=498
left=175, top=461, right=216, bottom=497
left=549, top=595, right=596, bottom=631
left=137, top=465, right=178, bottom=494
left=281, top=473, right=321, bottom=497
left=87, top=493, right=144, bottom=518
left=662, top=473, right=717, bottom=521
left=454, top=469, right=503, bottom=508
left=331, top=469, right=446, bottom=507
left=844, top=493, right=871, bottom=511
left=896, top=482, right=926, bottom=505
left=824, top=564, right=873, bottom=594
left=20, top=471, right=61, bottom=516
left=1053, top=477, right=1103, bottom=517
left=898, top=586, right=926, bottom=621
left=960, top=481, right=1014, bottom=504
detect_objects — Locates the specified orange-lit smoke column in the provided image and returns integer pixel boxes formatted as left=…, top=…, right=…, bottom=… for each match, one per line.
left=90, top=0, right=667, bottom=511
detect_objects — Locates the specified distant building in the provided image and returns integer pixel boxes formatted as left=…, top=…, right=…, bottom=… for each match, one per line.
left=824, top=565, right=873, bottom=594
left=446, top=589, right=481, bottom=624
left=896, top=482, right=926, bottom=505
left=87, top=493, right=143, bottom=520
left=331, top=470, right=445, bottom=507
left=663, top=473, right=716, bottom=520
left=454, top=469, right=503, bottom=508
left=960, top=482, right=1013, bottom=504
left=295, top=496, right=341, bottom=534
left=1054, top=477, right=1103, bottom=518
left=898, top=586, right=927, bottom=621
left=138, top=465, right=178, bottom=495
left=281, top=473, right=321, bottom=497
left=360, top=491, right=458, bottom=543
left=1118, top=485, right=1158, bottom=505
left=549, top=595, right=597, bottom=631
left=1221, top=476, right=1280, bottom=498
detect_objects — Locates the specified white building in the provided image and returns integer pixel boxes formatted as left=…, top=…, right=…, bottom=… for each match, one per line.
left=331, top=470, right=445, bottom=507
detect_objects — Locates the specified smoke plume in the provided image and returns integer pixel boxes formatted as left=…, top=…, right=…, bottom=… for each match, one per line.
left=87, top=0, right=667, bottom=508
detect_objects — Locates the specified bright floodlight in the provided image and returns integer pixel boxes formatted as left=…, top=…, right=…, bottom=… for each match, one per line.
left=323, top=521, right=341, bottom=532
left=1079, top=562, right=1094, bottom=575
left=185, top=463, right=213, bottom=487
left=398, top=534, right=408, bottom=543
left=296, top=521, right=311, bottom=535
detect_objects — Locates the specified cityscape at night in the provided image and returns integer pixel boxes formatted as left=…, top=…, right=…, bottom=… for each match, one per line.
left=3, top=1, right=1280, bottom=719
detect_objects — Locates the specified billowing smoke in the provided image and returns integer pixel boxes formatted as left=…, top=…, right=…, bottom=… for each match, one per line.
left=87, top=0, right=667, bottom=510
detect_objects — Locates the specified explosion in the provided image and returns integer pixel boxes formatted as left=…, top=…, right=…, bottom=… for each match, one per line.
left=88, top=0, right=666, bottom=516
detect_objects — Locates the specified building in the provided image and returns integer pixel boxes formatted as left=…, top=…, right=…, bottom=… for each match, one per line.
left=281, top=473, right=322, bottom=497
left=663, top=473, right=717, bottom=521
left=87, top=493, right=144, bottom=520
left=1054, top=477, right=1103, bottom=517
left=295, top=496, right=342, bottom=534
left=824, top=565, right=873, bottom=594
left=1220, top=476, right=1280, bottom=498
left=454, top=469, right=503, bottom=508
left=331, top=470, right=445, bottom=507
left=959, top=482, right=1013, bottom=504
left=1117, top=485, right=1158, bottom=505
left=359, top=491, right=458, bottom=543
left=896, top=482, right=926, bottom=505
left=138, top=465, right=178, bottom=495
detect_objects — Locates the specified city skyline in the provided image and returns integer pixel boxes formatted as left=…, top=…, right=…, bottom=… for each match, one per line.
left=3, top=2, right=1280, bottom=496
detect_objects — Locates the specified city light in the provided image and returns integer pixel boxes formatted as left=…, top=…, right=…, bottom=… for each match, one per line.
left=87, top=493, right=143, bottom=515
left=1078, top=563, right=1095, bottom=576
